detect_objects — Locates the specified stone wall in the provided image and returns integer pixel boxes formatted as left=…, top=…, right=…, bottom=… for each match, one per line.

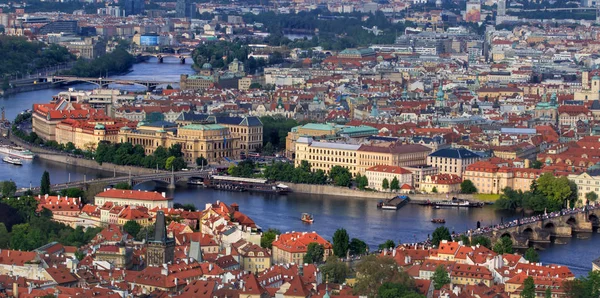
left=283, top=182, right=479, bottom=201
left=37, top=153, right=159, bottom=175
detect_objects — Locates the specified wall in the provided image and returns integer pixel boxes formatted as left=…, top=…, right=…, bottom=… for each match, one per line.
left=283, top=182, right=478, bottom=201
left=36, top=153, right=159, bottom=175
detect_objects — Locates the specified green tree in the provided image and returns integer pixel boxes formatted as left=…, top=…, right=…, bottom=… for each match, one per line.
left=353, top=255, right=416, bottom=297
left=59, top=188, right=85, bottom=199
left=586, top=192, right=598, bottom=204
left=356, top=174, right=368, bottom=190
left=432, top=186, right=438, bottom=193
left=530, top=160, right=543, bottom=169
left=196, top=155, right=208, bottom=167
left=332, top=228, right=350, bottom=258
left=74, top=250, right=85, bottom=261
left=378, top=239, right=395, bottom=250
left=40, top=171, right=51, bottom=195
left=114, top=182, right=132, bottom=190
left=329, top=166, right=352, bottom=187
left=432, top=265, right=451, bottom=290
left=303, top=242, right=325, bottom=264
left=165, top=156, right=176, bottom=170
left=431, top=226, right=452, bottom=247
left=378, top=282, right=424, bottom=298
left=320, top=257, right=348, bottom=283
left=1, top=181, right=17, bottom=197
left=262, top=142, right=275, bottom=156
left=460, top=179, right=477, bottom=194
left=349, top=238, right=368, bottom=255
left=493, top=236, right=514, bottom=254
left=390, top=177, right=400, bottom=191
left=260, top=228, right=280, bottom=249
left=471, top=235, right=492, bottom=249
left=563, top=270, right=600, bottom=298
left=521, top=276, right=535, bottom=298
left=0, top=223, right=9, bottom=248
left=173, top=203, right=196, bottom=211
left=123, top=220, right=142, bottom=238
left=524, top=247, right=540, bottom=263
left=249, top=82, right=262, bottom=89
left=166, top=84, right=173, bottom=90
left=382, top=178, right=390, bottom=190
left=459, top=235, right=470, bottom=246
left=544, top=287, right=551, bottom=298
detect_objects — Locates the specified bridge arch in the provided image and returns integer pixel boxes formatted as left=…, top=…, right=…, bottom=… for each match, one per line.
left=566, top=216, right=577, bottom=226
left=544, top=222, right=556, bottom=234
left=522, top=227, right=534, bottom=239
left=589, top=214, right=599, bottom=227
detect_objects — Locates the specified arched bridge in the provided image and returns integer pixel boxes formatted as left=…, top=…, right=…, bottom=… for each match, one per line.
left=140, top=52, right=192, bottom=64
left=46, top=76, right=178, bottom=90
left=16, top=169, right=210, bottom=197
left=467, top=206, right=600, bottom=248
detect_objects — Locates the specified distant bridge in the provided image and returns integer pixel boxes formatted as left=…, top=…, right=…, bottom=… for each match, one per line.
left=467, top=206, right=600, bottom=248
left=140, top=52, right=192, bottom=64
left=508, top=7, right=598, bottom=12
left=16, top=169, right=210, bottom=196
left=46, top=76, right=178, bottom=90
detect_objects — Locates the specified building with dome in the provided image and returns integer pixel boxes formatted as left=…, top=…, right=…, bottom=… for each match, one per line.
left=180, top=62, right=243, bottom=90
left=575, top=71, right=600, bottom=101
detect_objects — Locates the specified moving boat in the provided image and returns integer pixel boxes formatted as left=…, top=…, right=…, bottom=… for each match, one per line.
left=3, top=156, right=22, bottom=165
left=0, top=146, right=35, bottom=159
left=301, top=213, right=314, bottom=224
left=431, top=218, right=446, bottom=224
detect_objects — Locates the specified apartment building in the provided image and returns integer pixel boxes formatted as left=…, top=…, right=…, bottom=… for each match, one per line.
left=365, top=165, right=413, bottom=191
left=427, top=148, right=480, bottom=177
left=271, top=232, right=332, bottom=264
left=568, top=172, right=600, bottom=205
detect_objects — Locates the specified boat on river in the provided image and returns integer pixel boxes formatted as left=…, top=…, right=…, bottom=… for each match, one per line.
left=377, top=196, right=410, bottom=210
left=0, top=146, right=35, bottom=159
left=208, top=175, right=289, bottom=194
left=2, top=156, right=22, bottom=165
left=430, top=197, right=484, bottom=208
left=431, top=218, right=446, bottom=224
left=301, top=213, right=313, bottom=224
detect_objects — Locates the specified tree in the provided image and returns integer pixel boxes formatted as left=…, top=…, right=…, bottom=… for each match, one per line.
left=196, top=155, right=208, bottom=167
left=165, top=156, right=176, bottom=170
left=262, top=142, right=275, bottom=156
left=303, top=242, right=325, bottom=264
left=0, top=223, right=9, bottom=248
left=123, top=220, right=142, bottom=238
left=432, top=265, right=451, bottom=290
left=460, top=179, right=477, bottom=194
left=114, top=182, right=132, bottom=190
left=74, top=250, right=85, bottom=261
left=378, top=282, right=424, bottom=298
left=320, top=257, right=349, bottom=283
left=459, top=235, right=470, bottom=246
left=329, top=166, right=352, bottom=187
left=353, top=255, right=416, bottom=297
left=379, top=239, right=395, bottom=250
left=563, top=270, right=600, bottom=298
left=249, top=82, right=262, bottom=89
left=471, top=235, right=492, bottom=249
left=521, top=276, right=535, bottom=298
left=432, top=186, right=438, bottom=193
left=390, top=177, right=400, bottom=191
left=586, top=192, right=598, bottom=204
left=173, top=203, right=196, bottom=211
left=349, top=238, right=368, bottom=255
left=524, top=247, right=540, bottom=263
left=493, top=236, right=514, bottom=254
left=260, top=228, right=280, bottom=249
left=332, top=228, right=350, bottom=258
left=356, top=174, right=368, bottom=190
left=60, top=188, right=85, bottom=199
left=1, top=181, right=17, bottom=197
left=382, top=178, right=390, bottom=190
left=530, top=160, right=543, bottom=169
left=544, top=287, right=551, bottom=298
left=166, top=84, right=173, bottom=90
left=431, top=227, right=452, bottom=247
left=40, top=171, right=51, bottom=195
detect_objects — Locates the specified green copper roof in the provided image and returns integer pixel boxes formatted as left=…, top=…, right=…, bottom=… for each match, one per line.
left=298, top=123, right=337, bottom=131
left=181, top=124, right=226, bottom=130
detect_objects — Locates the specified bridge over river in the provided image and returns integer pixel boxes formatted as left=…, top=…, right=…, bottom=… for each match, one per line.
left=16, top=169, right=210, bottom=197
left=44, top=76, right=178, bottom=90
left=466, top=205, right=600, bottom=248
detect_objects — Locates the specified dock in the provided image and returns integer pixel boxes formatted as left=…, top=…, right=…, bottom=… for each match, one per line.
left=377, top=196, right=410, bottom=210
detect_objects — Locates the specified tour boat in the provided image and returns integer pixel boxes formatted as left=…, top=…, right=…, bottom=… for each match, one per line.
left=430, top=197, right=484, bottom=208
left=301, top=213, right=314, bottom=224
left=431, top=218, right=446, bottom=224
left=3, top=156, right=22, bottom=166
left=0, top=146, right=35, bottom=159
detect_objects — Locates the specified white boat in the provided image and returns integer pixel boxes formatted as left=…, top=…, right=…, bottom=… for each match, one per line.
left=3, top=156, right=22, bottom=165
left=0, top=146, right=35, bottom=159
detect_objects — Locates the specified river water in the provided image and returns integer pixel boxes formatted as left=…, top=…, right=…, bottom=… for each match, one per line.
left=0, top=57, right=597, bottom=276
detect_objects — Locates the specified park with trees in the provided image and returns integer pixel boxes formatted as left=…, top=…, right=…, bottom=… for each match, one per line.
left=496, top=173, right=578, bottom=212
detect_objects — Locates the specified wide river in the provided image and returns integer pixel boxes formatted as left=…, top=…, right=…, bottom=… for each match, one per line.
left=0, top=57, right=598, bottom=276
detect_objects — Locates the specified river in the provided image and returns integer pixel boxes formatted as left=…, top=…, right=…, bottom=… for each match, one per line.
left=0, top=57, right=597, bottom=276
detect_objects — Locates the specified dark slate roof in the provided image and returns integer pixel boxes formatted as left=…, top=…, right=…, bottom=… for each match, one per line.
left=144, top=121, right=177, bottom=128
left=590, top=100, right=600, bottom=111
left=215, top=116, right=262, bottom=127
left=428, top=148, right=479, bottom=159
left=177, top=112, right=210, bottom=122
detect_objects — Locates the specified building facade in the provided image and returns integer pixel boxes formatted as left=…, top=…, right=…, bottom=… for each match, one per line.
left=427, top=148, right=480, bottom=177
left=271, top=232, right=333, bottom=264
left=365, top=165, right=413, bottom=191
left=95, top=189, right=173, bottom=209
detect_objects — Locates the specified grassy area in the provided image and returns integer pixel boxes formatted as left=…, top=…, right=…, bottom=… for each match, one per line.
left=474, top=194, right=501, bottom=202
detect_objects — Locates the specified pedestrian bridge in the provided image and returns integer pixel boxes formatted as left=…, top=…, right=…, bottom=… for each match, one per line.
left=467, top=206, right=600, bottom=248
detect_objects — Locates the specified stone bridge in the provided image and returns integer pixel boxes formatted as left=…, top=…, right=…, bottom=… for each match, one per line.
left=140, top=52, right=192, bottom=64
left=474, top=209, right=600, bottom=248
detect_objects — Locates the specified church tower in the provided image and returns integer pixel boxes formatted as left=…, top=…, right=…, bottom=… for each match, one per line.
left=146, top=211, right=175, bottom=267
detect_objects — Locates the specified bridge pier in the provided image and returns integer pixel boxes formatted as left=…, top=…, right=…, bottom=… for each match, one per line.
left=168, top=171, right=176, bottom=189
left=180, top=56, right=185, bottom=64
left=157, top=55, right=163, bottom=63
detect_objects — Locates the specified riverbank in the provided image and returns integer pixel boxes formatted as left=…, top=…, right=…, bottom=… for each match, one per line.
left=283, top=182, right=479, bottom=201
left=9, top=135, right=160, bottom=175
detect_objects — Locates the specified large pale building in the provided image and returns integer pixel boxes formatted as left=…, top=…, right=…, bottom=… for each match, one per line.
left=294, top=137, right=431, bottom=176
left=285, top=123, right=378, bottom=157
left=365, top=165, right=413, bottom=191
left=271, top=232, right=333, bottom=264
left=568, top=172, right=600, bottom=205
left=463, top=160, right=541, bottom=194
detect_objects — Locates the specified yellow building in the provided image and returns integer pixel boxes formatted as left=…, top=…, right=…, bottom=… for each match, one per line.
left=271, top=232, right=333, bottom=264
left=464, top=161, right=541, bottom=194
left=95, top=189, right=173, bottom=209
left=232, top=240, right=272, bottom=273
left=477, top=87, right=523, bottom=99
left=419, top=174, right=462, bottom=193
left=286, top=124, right=379, bottom=157
left=427, top=148, right=480, bottom=177
left=569, top=172, right=600, bottom=205
left=364, top=165, right=413, bottom=191
left=117, top=122, right=241, bottom=164
left=450, top=263, right=493, bottom=287
left=116, top=206, right=152, bottom=227
left=294, top=137, right=430, bottom=176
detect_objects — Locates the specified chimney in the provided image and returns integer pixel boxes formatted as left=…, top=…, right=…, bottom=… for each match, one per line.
left=161, top=264, right=168, bottom=276
left=12, top=283, right=18, bottom=297
left=392, top=248, right=396, bottom=257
